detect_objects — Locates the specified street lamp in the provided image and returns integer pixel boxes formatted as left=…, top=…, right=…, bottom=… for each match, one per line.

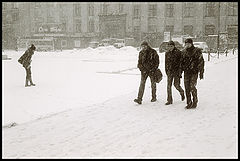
left=217, top=2, right=220, bottom=51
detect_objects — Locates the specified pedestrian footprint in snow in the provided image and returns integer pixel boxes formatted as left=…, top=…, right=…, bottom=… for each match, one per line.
left=134, top=41, right=160, bottom=104
left=18, top=44, right=36, bottom=87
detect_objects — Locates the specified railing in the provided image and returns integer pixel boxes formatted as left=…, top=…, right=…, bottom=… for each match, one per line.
left=207, top=48, right=238, bottom=61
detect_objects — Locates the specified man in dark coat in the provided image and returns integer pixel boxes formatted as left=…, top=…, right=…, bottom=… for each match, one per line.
left=134, top=41, right=159, bottom=104
left=165, top=41, right=185, bottom=105
left=18, top=44, right=36, bottom=87
left=181, top=38, right=204, bottom=109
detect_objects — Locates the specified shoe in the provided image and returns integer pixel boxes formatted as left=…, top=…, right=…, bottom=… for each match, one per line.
left=181, top=93, right=185, bottom=101
left=134, top=99, right=142, bottom=104
left=29, top=77, right=35, bottom=86
left=165, top=101, right=172, bottom=105
left=25, top=79, right=29, bottom=87
left=185, top=102, right=193, bottom=109
left=151, top=98, right=157, bottom=102
left=191, top=102, right=197, bottom=108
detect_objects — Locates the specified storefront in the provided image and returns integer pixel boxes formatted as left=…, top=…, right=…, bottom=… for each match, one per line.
left=30, top=23, right=74, bottom=50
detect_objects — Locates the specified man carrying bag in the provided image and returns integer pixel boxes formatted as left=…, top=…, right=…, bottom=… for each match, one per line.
left=134, top=41, right=160, bottom=105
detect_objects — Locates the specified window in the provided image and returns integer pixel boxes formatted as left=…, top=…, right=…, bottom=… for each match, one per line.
left=60, top=7, right=65, bottom=19
left=102, top=4, right=108, bottom=14
left=75, top=40, right=81, bottom=47
left=74, top=4, right=81, bottom=16
left=166, top=4, right=174, bottom=17
left=227, top=25, right=238, bottom=36
left=88, top=20, right=94, bottom=33
left=47, top=10, right=54, bottom=23
left=3, top=3, right=7, bottom=10
left=13, top=3, right=19, bottom=9
left=76, top=24, right=81, bottom=33
left=205, top=25, right=215, bottom=35
left=88, top=4, right=94, bottom=16
left=184, top=25, right=193, bottom=36
left=165, top=25, right=174, bottom=33
left=148, top=4, right=157, bottom=17
left=119, top=4, right=124, bottom=13
left=61, top=22, right=66, bottom=32
left=133, top=5, right=140, bottom=19
left=227, top=25, right=238, bottom=46
left=5, top=14, right=12, bottom=24
left=228, top=2, right=238, bottom=16
left=61, top=40, right=67, bottom=48
left=205, top=2, right=215, bottom=17
left=184, top=3, right=194, bottom=17
left=34, top=9, right=43, bottom=22
left=133, top=26, right=140, bottom=33
left=35, top=3, right=41, bottom=8
left=12, top=12, right=19, bottom=21
left=148, top=24, right=157, bottom=32
left=75, top=19, right=81, bottom=33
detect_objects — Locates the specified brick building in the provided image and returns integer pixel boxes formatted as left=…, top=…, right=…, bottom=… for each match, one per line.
left=2, top=2, right=238, bottom=49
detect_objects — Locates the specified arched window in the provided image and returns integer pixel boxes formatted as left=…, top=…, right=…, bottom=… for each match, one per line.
left=74, top=4, right=81, bottom=16
left=88, top=4, right=94, bottom=16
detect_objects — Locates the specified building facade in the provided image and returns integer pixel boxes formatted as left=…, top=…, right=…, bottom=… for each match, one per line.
left=2, top=2, right=238, bottom=49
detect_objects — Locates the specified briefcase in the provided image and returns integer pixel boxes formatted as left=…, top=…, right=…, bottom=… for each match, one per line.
left=154, top=69, right=163, bottom=83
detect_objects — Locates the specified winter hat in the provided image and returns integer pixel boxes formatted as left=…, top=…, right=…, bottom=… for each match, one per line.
left=30, top=44, right=36, bottom=50
left=185, top=38, right=193, bottom=44
left=168, top=41, right=175, bottom=46
left=141, top=41, right=149, bottom=46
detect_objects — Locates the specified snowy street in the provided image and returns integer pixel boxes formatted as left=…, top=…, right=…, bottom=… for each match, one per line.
left=2, top=47, right=238, bottom=158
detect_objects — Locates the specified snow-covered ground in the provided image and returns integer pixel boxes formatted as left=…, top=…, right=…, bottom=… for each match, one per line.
left=2, top=47, right=238, bottom=158
left=2, top=46, right=140, bottom=126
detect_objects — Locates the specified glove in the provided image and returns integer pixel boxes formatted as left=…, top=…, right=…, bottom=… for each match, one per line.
left=200, top=73, right=204, bottom=80
left=179, top=74, right=182, bottom=78
left=178, top=71, right=182, bottom=78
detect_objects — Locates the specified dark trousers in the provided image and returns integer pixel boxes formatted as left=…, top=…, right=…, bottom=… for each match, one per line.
left=184, top=73, right=198, bottom=105
left=25, top=67, right=33, bottom=85
left=167, top=75, right=184, bottom=102
left=25, top=67, right=32, bottom=79
left=137, top=71, right=156, bottom=101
